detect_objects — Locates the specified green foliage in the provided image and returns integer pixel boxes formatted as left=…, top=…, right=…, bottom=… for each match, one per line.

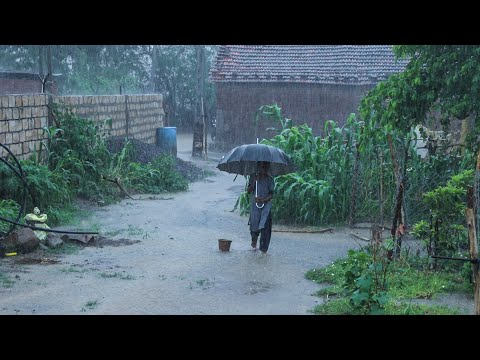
left=0, top=106, right=193, bottom=234
left=411, top=169, right=473, bottom=259
left=307, top=249, right=390, bottom=314
left=384, top=302, right=462, bottom=315
left=0, top=200, right=20, bottom=234
left=46, top=106, right=190, bottom=201
left=307, top=249, right=470, bottom=315
left=0, top=272, right=15, bottom=288
left=360, top=45, right=480, bottom=155
left=263, top=114, right=360, bottom=226
left=0, top=157, right=73, bottom=223
left=153, top=45, right=217, bottom=129
left=312, top=297, right=462, bottom=315
left=234, top=99, right=476, bottom=230
left=254, top=104, right=293, bottom=134
left=0, top=45, right=218, bottom=130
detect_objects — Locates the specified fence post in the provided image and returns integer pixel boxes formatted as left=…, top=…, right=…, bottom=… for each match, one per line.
left=468, top=149, right=480, bottom=315
left=124, top=95, right=129, bottom=138
left=466, top=203, right=479, bottom=315
left=349, top=137, right=361, bottom=227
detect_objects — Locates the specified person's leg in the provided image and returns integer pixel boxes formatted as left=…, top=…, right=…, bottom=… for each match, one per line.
left=259, top=213, right=272, bottom=253
left=250, top=231, right=259, bottom=249
left=249, top=203, right=261, bottom=249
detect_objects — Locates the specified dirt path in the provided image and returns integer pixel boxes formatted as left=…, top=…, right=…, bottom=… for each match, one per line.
left=0, top=133, right=474, bottom=314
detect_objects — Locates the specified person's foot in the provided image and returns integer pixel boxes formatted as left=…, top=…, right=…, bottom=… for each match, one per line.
left=251, top=238, right=257, bottom=249
left=260, top=251, right=267, bottom=255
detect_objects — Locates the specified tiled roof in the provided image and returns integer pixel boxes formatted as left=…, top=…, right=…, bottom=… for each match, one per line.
left=209, top=45, right=408, bottom=85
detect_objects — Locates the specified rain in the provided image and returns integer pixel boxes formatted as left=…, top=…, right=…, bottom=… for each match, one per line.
left=0, top=45, right=478, bottom=315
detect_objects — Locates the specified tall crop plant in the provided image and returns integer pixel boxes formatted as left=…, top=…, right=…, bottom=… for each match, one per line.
left=261, top=115, right=361, bottom=226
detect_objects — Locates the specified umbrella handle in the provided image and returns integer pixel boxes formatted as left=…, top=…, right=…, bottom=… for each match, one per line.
left=255, top=179, right=265, bottom=208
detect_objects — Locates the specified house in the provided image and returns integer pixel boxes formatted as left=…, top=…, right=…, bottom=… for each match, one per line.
left=209, top=45, right=409, bottom=149
left=0, top=71, right=58, bottom=95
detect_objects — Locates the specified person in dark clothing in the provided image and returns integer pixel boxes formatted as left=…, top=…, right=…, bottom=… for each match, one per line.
left=246, top=161, right=275, bottom=254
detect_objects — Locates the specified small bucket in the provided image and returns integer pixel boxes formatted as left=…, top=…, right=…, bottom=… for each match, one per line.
left=218, top=239, right=232, bottom=252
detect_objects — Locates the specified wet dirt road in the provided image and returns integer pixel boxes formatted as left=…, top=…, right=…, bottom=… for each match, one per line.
left=0, top=133, right=359, bottom=315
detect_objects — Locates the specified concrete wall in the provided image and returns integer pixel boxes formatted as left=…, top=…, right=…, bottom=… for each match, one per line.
left=0, top=94, right=164, bottom=160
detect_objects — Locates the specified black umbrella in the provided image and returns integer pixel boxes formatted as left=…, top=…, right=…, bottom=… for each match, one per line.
left=216, top=143, right=297, bottom=177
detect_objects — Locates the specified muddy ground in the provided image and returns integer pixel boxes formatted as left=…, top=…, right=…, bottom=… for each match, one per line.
left=0, top=133, right=474, bottom=315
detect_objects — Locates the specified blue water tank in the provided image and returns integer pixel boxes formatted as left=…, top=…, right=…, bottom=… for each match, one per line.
left=156, top=127, right=177, bottom=157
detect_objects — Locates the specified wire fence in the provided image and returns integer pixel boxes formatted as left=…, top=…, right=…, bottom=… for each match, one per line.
left=348, top=141, right=477, bottom=263
left=476, top=163, right=480, bottom=242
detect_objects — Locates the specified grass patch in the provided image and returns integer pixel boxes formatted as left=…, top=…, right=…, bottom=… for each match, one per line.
left=315, top=285, right=342, bottom=297
left=81, top=299, right=98, bottom=312
left=193, top=278, right=213, bottom=289
left=127, top=225, right=143, bottom=236
left=385, top=301, right=463, bottom=315
left=388, top=269, right=465, bottom=300
left=99, top=272, right=135, bottom=280
left=85, top=300, right=98, bottom=309
left=310, top=298, right=352, bottom=315
left=306, top=252, right=473, bottom=315
left=311, top=297, right=463, bottom=315
left=0, top=272, right=15, bottom=288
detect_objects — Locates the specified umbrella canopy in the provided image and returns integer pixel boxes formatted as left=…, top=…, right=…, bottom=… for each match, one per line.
left=216, top=143, right=297, bottom=176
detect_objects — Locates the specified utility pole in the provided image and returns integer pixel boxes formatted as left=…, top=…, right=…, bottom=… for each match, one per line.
left=150, top=45, right=157, bottom=93
left=46, top=45, right=54, bottom=128
left=192, top=45, right=205, bottom=157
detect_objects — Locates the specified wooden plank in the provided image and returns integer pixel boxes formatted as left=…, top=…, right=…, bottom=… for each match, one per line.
left=273, top=228, right=333, bottom=234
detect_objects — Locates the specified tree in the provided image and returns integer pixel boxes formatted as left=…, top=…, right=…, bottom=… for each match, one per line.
left=0, top=45, right=151, bottom=95
left=359, top=45, right=480, bottom=259
left=359, top=45, right=480, bottom=153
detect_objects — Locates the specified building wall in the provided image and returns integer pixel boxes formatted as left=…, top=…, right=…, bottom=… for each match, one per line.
left=0, top=73, right=43, bottom=95
left=0, top=94, right=164, bottom=160
left=214, top=82, right=373, bottom=149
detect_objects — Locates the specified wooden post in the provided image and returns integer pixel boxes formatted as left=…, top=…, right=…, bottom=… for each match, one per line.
left=125, top=95, right=129, bottom=138
left=150, top=45, right=157, bottom=93
left=371, top=224, right=383, bottom=250
left=379, top=149, right=384, bottom=226
left=192, top=45, right=205, bottom=157
left=46, top=45, right=54, bottom=128
left=349, top=139, right=360, bottom=226
left=466, top=207, right=479, bottom=315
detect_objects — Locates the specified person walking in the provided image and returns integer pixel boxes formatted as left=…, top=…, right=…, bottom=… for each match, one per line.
left=246, top=161, right=275, bottom=254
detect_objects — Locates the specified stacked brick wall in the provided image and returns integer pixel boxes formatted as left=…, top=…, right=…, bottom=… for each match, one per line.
left=0, top=94, right=49, bottom=159
left=0, top=94, right=164, bottom=160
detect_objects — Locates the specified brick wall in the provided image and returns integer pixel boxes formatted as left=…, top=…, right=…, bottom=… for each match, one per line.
left=0, top=94, right=49, bottom=159
left=54, top=94, right=164, bottom=144
left=0, top=94, right=164, bottom=160
left=215, top=83, right=373, bottom=150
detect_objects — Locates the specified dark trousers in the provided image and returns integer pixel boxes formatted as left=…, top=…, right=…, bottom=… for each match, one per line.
left=251, top=213, right=272, bottom=253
